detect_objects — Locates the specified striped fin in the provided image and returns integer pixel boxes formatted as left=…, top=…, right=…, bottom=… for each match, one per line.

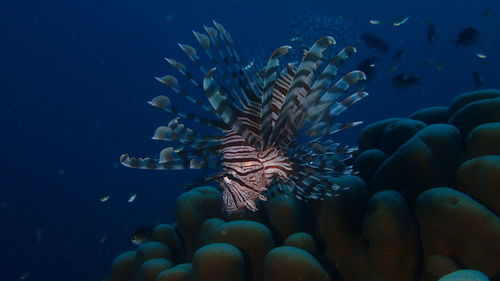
left=120, top=152, right=220, bottom=170
left=329, top=91, right=369, bottom=116
left=155, top=75, right=214, bottom=114
left=152, top=118, right=223, bottom=149
left=282, top=47, right=359, bottom=145
left=194, top=28, right=254, bottom=112
left=292, top=176, right=348, bottom=201
left=270, top=37, right=336, bottom=147
left=178, top=39, right=251, bottom=112
left=260, top=46, right=292, bottom=147
left=270, top=65, right=296, bottom=121
left=307, top=121, right=364, bottom=138
left=164, top=57, right=202, bottom=88
left=203, top=68, right=261, bottom=147
left=304, top=91, right=368, bottom=137
left=285, top=57, right=342, bottom=137
left=212, top=21, right=261, bottom=98
left=178, top=43, right=207, bottom=74
left=213, top=22, right=261, bottom=103
left=148, top=95, right=228, bottom=131
left=308, top=71, right=367, bottom=125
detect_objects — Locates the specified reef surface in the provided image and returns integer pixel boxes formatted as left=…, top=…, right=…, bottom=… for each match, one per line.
left=106, top=90, right=500, bottom=281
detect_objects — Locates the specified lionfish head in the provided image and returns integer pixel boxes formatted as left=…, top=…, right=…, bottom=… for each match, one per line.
left=121, top=21, right=369, bottom=214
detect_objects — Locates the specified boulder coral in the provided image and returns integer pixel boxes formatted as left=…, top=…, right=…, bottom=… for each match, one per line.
left=416, top=188, right=500, bottom=278
left=455, top=156, right=500, bottom=214
left=466, top=123, right=500, bottom=158
left=372, top=124, right=465, bottom=201
left=106, top=90, right=500, bottom=281
left=192, top=243, right=245, bottom=281
left=409, top=106, right=450, bottom=125
left=262, top=246, right=330, bottom=281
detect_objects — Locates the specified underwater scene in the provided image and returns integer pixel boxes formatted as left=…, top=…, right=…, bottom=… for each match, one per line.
left=2, top=0, right=500, bottom=280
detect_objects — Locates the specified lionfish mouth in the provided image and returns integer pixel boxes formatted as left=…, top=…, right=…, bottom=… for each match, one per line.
left=120, top=21, right=369, bottom=213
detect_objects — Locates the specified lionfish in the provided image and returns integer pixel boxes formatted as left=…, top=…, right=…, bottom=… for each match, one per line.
left=120, top=22, right=369, bottom=213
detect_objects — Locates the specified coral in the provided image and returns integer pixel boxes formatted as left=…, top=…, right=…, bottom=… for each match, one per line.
left=354, top=149, right=386, bottom=186
left=437, top=270, right=490, bottom=281
left=156, top=264, right=192, bottom=281
left=192, top=243, right=245, bottom=281
left=416, top=188, right=500, bottom=278
left=108, top=251, right=136, bottom=281
left=262, top=246, right=330, bottom=281
left=138, top=258, right=174, bottom=281
left=449, top=96, right=500, bottom=138
left=319, top=188, right=419, bottom=281
left=212, top=220, right=275, bottom=281
left=372, top=124, right=465, bottom=200
left=152, top=224, right=183, bottom=262
left=106, top=90, right=500, bottom=281
left=448, top=89, right=500, bottom=116
left=359, top=118, right=406, bottom=152
left=174, top=186, right=222, bottom=259
left=135, top=242, right=172, bottom=265
left=466, top=123, right=500, bottom=158
left=380, top=119, right=426, bottom=155
left=455, top=156, right=500, bottom=214
left=283, top=232, right=317, bottom=255
left=263, top=194, right=304, bottom=242
left=409, top=106, right=450, bottom=125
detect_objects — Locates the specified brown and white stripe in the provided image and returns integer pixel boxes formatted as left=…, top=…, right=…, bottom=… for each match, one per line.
left=120, top=22, right=370, bottom=214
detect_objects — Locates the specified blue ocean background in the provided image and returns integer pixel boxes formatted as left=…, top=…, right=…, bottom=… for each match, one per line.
left=1, top=0, right=498, bottom=280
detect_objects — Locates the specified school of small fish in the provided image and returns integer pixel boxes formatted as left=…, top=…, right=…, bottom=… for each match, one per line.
left=361, top=11, right=492, bottom=90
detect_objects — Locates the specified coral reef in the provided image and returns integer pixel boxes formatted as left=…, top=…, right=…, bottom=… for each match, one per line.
left=106, top=90, right=499, bottom=281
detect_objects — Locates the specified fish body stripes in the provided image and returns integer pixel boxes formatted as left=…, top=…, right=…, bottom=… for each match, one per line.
left=121, top=21, right=369, bottom=213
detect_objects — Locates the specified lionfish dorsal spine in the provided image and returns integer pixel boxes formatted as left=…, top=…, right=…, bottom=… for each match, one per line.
left=269, top=36, right=336, bottom=149
left=260, top=45, right=292, bottom=149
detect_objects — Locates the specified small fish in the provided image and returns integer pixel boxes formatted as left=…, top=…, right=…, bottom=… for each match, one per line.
left=100, top=195, right=110, bottom=202
left=393, top=16, right=410, bottom=27
left=392, top=73, right=422, bottom=89
left=289, top=36, right=300, bottom=42
left=131, top=226, right=153, bottom=246
left=99, top=234, right=107, bottom=243
left=243, top=61, right=255, bottom=71
left=357, top=56, right=378, bottom=82
left=472, top=72, right=484, bottom=88
left=20, top=272, right=29, bottom=280
left=386, top=65, right=398, bottom=73
left=427, top=24, right=437, bottom=44
left=361, top=33, right=390, bottom=53
left=369, top=19, right=382, bottom=25
left=128, top=193, right=137, bottom=203
left=174, top=146, right=184, bottom=153
left=454, top=27, right=480, bottom=47
left=476, top=52, right=487, bottom=59
left=392, top=49, right=406, bottom=60
left=483, top=10, right=493, bottom=22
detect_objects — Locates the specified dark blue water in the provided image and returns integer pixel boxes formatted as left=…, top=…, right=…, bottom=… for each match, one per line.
left=1, top=0, right=498, bottom=280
